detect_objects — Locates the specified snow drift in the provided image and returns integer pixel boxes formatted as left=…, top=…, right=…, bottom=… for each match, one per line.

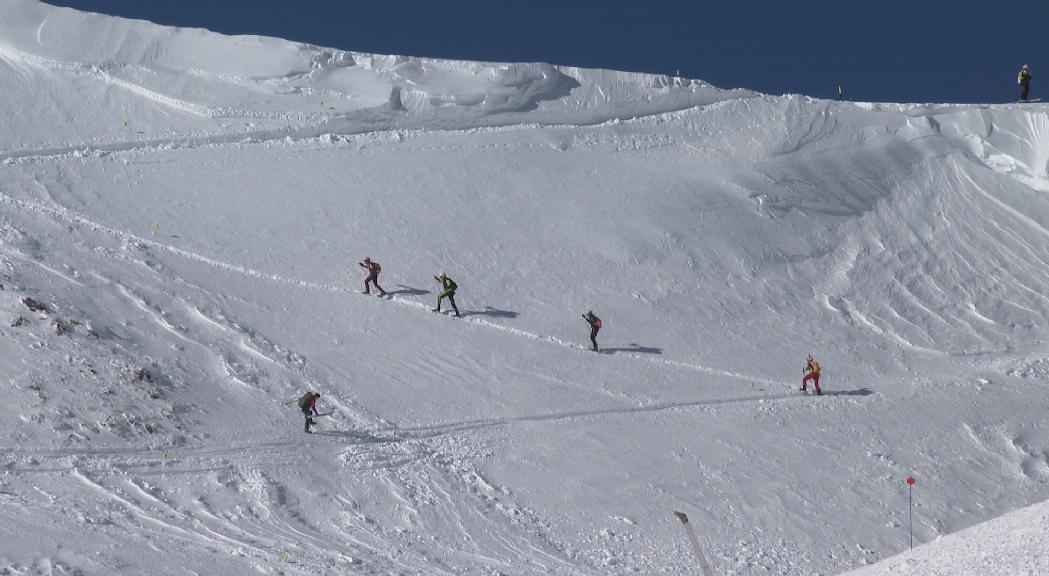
left=1, top=1, right=1049, bottom=574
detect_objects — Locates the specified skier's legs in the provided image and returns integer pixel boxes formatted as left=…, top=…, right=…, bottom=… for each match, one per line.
left=590, top=326, right=599, bottom=351
left=1021, top=83, right=1031, bottom=101
left=448, top=293, right=460, bottom=317
left=813, top=374, right=821, bottom=394
left=364, top=277, right=372, bottom=294
left=435, top=290, right=446, bottom=311
left=801, top=373, right=815, bottom=390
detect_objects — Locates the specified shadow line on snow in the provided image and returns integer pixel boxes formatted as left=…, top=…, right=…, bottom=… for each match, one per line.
left=387, top=285, right=430, bottom=296
left=600, top=344, right=662, bottom=355
left=460, top=306, right=520, bottom=319
left=820, top=387, right=874, bottom=397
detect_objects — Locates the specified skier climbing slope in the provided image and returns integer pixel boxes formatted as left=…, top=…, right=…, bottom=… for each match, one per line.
left=298, top=391, right=322, bottom=433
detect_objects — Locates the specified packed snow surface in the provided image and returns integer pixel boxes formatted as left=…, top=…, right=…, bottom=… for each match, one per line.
left=2, top=0, right=1049, bottom=574
left=843, top=498, right=1049, bottom=575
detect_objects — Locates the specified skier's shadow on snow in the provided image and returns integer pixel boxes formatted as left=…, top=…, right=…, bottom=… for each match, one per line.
left=821, top=387, right=874, bottom=397
left=600, top=344, right=662, bottom=355
left=461, top=306, right=519, bottom=319
left=386, top=285, right=430, bottom=296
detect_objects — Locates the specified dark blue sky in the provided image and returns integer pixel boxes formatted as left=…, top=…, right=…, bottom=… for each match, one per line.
left=47, top=0, right=1045, bottom=104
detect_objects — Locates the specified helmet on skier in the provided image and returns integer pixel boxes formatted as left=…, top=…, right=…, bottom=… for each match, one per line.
left=1024, top=64, right=1030, bottom=69
left=364, top=256, right=371, bottom=262
left=807, top=354, right=813, bottom=360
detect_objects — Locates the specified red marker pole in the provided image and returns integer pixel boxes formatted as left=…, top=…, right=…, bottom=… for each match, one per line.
left=906, top=476, right=916, bottom=549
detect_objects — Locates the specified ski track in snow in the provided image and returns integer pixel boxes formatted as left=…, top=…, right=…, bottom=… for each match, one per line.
left=0, top=169, right=808, bottom=575
left=6, top=419, right=586, bottom=574
left=0, top=180, right=796, bottom=393
left=0, top=107, right=715, bottom=168
left=0, top=197, right=594, bottom=574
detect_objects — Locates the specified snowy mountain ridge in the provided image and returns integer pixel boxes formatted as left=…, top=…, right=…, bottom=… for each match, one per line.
left=0, top=0, right=752, bottom=154
left=1, top=1, right=1049, bottom=574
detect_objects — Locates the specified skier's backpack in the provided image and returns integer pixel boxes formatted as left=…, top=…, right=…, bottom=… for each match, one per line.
left=298, top=393, right=314, bottom=410
left=445, top=277, right=457, bottom=291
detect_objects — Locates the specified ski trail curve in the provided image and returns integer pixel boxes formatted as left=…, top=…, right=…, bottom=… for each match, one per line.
left=0, top=186, right=792, bottom=393
left=0, top=186, right=793, bottom=392
left=381, top=293, right=793, bottom=388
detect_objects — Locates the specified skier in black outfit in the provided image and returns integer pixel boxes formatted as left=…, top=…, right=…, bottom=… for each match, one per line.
left=298, top=391, right=321, bottom=433
left=1019, top=64, right=1032, bottom=101
left=582, top=310, right=602, bottom=352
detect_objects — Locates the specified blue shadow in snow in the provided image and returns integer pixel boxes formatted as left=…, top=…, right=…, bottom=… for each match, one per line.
left=461, top=307, right=519, bottom=319
left=821, top=387, right=874, bottom=397
left=387, top=285, right=430, bottom=296
left=600, top=344, right=662, bottom=355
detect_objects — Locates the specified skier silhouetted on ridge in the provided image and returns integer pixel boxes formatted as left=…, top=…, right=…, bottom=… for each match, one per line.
left=1019, top=64, right=1032, bottom=102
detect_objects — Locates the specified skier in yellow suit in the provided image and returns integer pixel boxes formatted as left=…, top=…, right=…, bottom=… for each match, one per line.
left=802, top=355, right=822, bottom=395
left=432, top=273, right=460, bottom=318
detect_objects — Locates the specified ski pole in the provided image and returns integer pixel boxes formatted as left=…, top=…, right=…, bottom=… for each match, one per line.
left=673, top=511, right=714, bottom=576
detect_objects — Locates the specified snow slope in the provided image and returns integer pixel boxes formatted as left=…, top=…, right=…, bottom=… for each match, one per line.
left=843, top=498, right=1049, bottom=575
left=1, top=1, right=1049, bottom=574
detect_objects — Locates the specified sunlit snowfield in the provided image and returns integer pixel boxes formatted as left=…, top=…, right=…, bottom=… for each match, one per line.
left=2, top=1, right=1049, bottom=574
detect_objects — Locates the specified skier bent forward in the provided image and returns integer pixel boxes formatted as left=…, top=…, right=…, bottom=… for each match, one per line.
left=583, top=310, right=602, bottom=352
left=298, top=391, right=322, bottom=433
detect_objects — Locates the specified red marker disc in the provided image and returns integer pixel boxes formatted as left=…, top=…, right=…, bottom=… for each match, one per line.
left=906, top=476, right=916, bottom=485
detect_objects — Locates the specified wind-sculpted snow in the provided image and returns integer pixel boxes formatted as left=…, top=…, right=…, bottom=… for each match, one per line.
left=0, top=0, right=750, bottom=154
left=2, top=1, right=1049, bottom=575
